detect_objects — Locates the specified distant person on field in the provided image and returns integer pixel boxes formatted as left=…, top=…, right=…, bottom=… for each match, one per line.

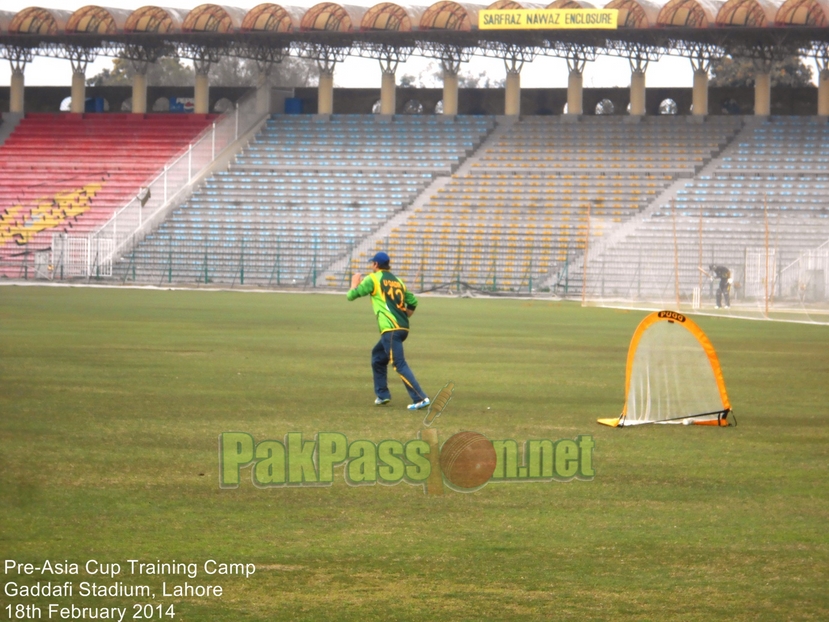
left=709, top=264, right=732, bottom=309
left=347, top=251, right=430, bottom=411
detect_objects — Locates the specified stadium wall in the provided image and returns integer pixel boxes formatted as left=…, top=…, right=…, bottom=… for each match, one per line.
left=291, top=87, right=819, bottom=116
left=0, top=86, right=820, bottom=116
left=0, top=86, right=252, bottom=114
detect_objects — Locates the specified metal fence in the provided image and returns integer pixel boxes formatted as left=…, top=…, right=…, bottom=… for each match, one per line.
left=115, top=235, right=354, bottom=289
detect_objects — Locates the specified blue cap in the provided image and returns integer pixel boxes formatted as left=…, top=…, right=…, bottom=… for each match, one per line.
left=369, top=251, right=390, bottom=264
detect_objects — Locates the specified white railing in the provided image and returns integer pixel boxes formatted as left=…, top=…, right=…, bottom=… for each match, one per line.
left=52, top=90, right=265, bottom=278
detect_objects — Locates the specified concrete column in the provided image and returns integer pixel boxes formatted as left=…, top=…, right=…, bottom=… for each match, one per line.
left=630, top=69, right=646, bottom=116
left=10, top=69, right=25, bottom=114
left=380, top=70, right=396, bottom=115
left=504, top=70, right=521, bottom=116
left=256, top=71, right=271, bottom=115
left=818, top=69, right=829, bottom=116
left=754, top=71, right=771, bottom=116
left=692, top=68, right=709, bottom=116
left=318, top=70, right=334, bottom=115
left=194, top=72, right=210, bottom=114
left=443, top=70, right=458, bottom=116
left=132, top=72, right=148, bottom=114
left=567, top=70, right=583, bottom=115
left=70, top=70, right=86, bottom=113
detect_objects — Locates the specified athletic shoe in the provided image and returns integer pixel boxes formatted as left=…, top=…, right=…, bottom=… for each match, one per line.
left=375, top=397, right=391, bottom=406
left=407, top=397, right=430, bottom=411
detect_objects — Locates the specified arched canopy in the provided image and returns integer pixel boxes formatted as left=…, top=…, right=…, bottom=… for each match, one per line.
left=66, top=6, right=132, bottom=34
left=485, top=0, right=524, bottom=8
left=485, top=1, right=550, bottom=9
left=716, top=0, right=777, bottom=25
left=2, top=0, right=829, bottom=52
left=657, top=0, right=723, bottom=27
left=182, top=4, right=245, bottom=32
left=8, top=7, right=71, bottom=35
left=546, top=0, right=597, bottom=8
left=604, top=0, right=662, bottom=26
left=242, top=3, right=302, bottom=32
left=420, top=1, right=478, bottom=30
left=300, top=2, right=360, bottom=31
left=125, top=6, right=186, bottom=33
left=0, top=11, right=14, bottom=34
left=776, top=0, right=829, bottom=25
left=361, top=2, right=415, bottom=31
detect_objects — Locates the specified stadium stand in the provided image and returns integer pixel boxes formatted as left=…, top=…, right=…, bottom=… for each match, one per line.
left=117, top=115, right=495, bottom=286
left=0, top=113, right=217, bottom=277
left=350, top=116, right=744, bottom=293
left=6, top=110, right=827, bottom=307
left=578, top=117, right=829, bottom=301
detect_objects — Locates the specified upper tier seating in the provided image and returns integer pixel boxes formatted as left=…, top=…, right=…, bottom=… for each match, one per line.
left=476, top=115, right=740, bottom=173
left=353, top=116, right=743, bottom=293
left=120, top=115, right=495, bottom=286
left=673, top=118, right=829, bottom=218
left=0, top=113, right=217, bottom=276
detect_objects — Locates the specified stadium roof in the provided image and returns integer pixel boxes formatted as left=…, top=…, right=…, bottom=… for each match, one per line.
left=0, top=2, right=828, bottom=63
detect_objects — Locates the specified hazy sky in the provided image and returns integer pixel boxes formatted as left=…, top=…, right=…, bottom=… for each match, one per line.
left=0, top=1, right=816, bottom=92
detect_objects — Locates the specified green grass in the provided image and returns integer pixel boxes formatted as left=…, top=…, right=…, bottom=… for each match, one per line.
left=1, top=285, right=827, bottom=621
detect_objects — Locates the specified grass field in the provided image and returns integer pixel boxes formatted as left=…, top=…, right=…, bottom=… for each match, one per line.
left=1, top=285, right=827, bottom=621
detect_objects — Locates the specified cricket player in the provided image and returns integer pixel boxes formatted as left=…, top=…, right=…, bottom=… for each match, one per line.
left=709, top=264, right=732, bottom=308
left=347, top=251, right=430, bottom=410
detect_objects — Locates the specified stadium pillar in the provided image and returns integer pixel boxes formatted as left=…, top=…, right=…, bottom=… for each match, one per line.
left=815, top=46, right=829, bottom=116
left=819, top=69, right=829, bottom=116
left=195, top=73, right=210, bottom=114
left=567, top=70, right=583, bottom=115
left=254, top=57, right=279, bottom=115
left=566, top=54, right=588, bottom=116
left=629, top=69, right=646, bottom=116
left=68, top=49, right=93, bottom=114
left=256, top=69, right=271, bottom=115
left=6, top=51, right=31, bottom=113
left=380, top=68, right=396, bottom=115
left=191, top=53, right=212, bottom=114
left=505, top=69, right=521, bottom=116
left=754, top=71, right=771, bottom=116
left=318, top=70, right=334, bottom=115
left=692, top=69, right=709, bottom=116
left=70, top=70, right=86, bottom=113
left=443, top=69, right=459, bottom=116
left=625, top=48, right=654, bottom=116
left=132, top=72, right=148, bottom=114
left=10, top=68, right=25, bottom=114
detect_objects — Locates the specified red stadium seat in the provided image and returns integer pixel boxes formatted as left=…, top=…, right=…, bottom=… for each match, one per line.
left=0, top=113, right=218, bottom=275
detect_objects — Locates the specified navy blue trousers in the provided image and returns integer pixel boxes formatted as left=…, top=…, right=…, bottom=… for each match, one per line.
left=371, top=330, right=427, bottom=403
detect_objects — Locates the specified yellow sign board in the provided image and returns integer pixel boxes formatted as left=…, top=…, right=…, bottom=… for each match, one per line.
left=479, top=9, right=618, bottom=30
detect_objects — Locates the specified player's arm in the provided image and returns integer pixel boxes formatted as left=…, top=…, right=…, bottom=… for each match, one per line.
left=403, top=291, right=418, bottom=317
left=347, top=273, right=375, bottom=301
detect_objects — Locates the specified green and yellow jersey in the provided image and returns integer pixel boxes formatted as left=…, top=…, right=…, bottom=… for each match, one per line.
left=347, top=270, right=418, bottom=333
